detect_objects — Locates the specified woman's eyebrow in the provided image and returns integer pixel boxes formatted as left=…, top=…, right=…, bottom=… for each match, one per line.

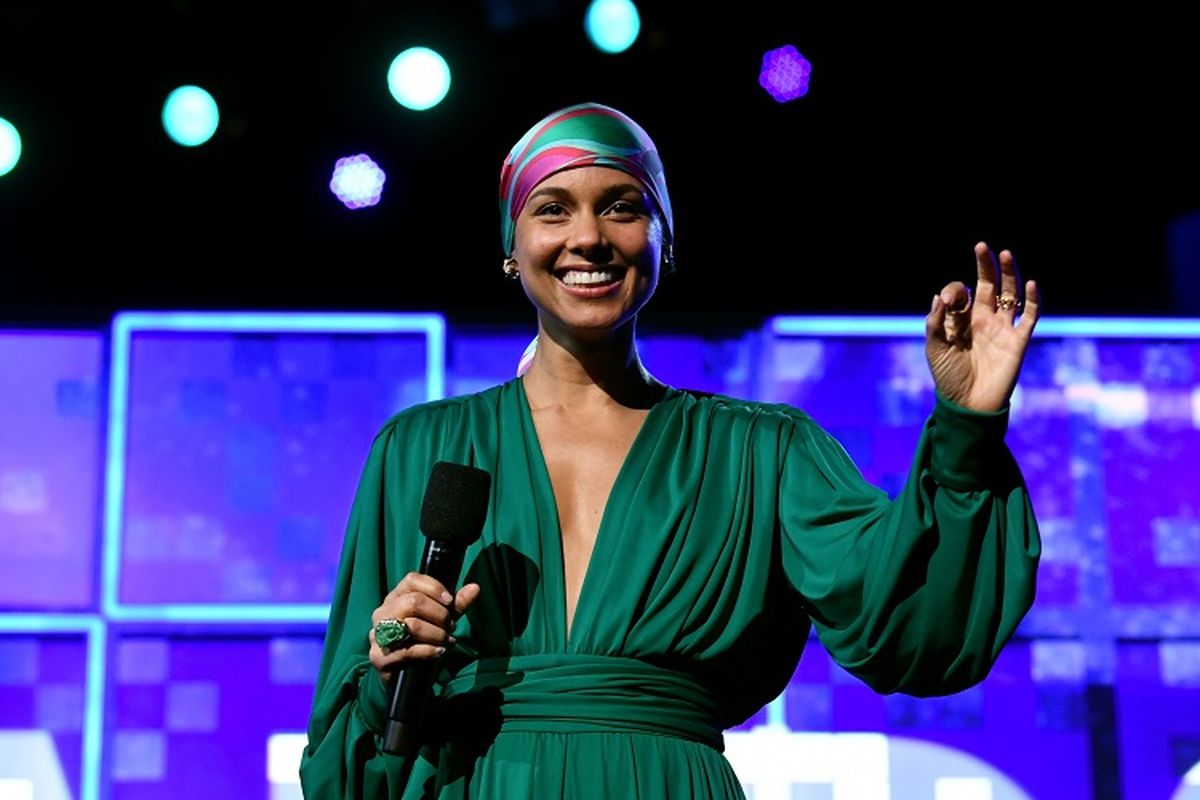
left=598, top=184, right=647, bottom=201
left=526, top=183, right=646, bottom=204
left=527, top=186, right=571, bottom=202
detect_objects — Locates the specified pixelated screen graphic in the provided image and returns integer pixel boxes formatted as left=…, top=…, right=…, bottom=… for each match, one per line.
left=0, top=634, right=91, bottom=800
left=2, top=316, right=1199, bottom=799
left=106, top=314, right=443, bottom=615
left=106, top=633, right=319, bottom=800
left=0, top=333, right=104, bottom=610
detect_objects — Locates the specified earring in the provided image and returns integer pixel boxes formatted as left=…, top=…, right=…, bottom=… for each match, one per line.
left=502, top=257, right=520, bottom=280
left=662, top=242, right=676, bottom=274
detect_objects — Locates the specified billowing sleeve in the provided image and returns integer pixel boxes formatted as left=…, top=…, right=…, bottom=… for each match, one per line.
left=778, top=393, right=1040, bottom=697
left=299, top=421, right=414, bottom=798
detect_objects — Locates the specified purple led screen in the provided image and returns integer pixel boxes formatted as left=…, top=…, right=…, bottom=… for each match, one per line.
left=119, top=331, right=432, bottom=606
left=730, top=639, right=1094, bottom=798
left=0, top=634, right=89, bottom=799
left=3, top=321, right=1200, bottom=798
left=447, top=328, right=532, bottom=396
left=763, top=336, right=1200, bottom=628
left=758, top=331, right=1200, bottom=797
left=1095, top=342, right=1200, bottom=607
left=0, top=333, right=103, bottom=610
left=109, top=633, right=320, bottom=800
left=1117, top=641, right=1200, bottom=798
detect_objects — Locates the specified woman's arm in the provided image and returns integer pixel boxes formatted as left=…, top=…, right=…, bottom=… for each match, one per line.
left=778, top=394, right=1039, bottom=696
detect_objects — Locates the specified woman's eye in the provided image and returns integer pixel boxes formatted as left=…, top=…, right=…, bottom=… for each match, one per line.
left=607, top=201, right=641, bottom=216
left=535, top=203, right=566, bottom=216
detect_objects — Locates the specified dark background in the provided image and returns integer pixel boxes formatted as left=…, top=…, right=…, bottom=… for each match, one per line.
left=2, top=2, right=1197, bottom=327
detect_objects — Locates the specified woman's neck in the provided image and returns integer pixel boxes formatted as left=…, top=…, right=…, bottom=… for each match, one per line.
left=521, top=321, right=664, bottom=410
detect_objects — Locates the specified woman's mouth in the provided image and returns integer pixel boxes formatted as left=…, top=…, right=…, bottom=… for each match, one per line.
left=553, top=267, right=626, bottom=293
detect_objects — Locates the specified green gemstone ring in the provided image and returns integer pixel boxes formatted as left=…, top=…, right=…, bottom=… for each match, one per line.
left=374, top=618, right=410, bottom=650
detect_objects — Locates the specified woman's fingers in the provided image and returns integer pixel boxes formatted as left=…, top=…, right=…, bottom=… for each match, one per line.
left=368, top=578, right=482, bottom=675
left=454, top=583, right=481, bottom=615
left=1016, top=279, right=1041, bottom=337
left=976, top=242, right=1026, bottom=319
left=997, top=248, right=1022, bottom=304
left=373, top=590, right=455, bottom=629
left=369, top=634, right=445, bottom=670
left=386, top=571, right=454, bottom=605
left=929, top=281, right=972, bottom=346
left=938, top=280, right=973, bottom=314
left=369, top=616, right=455, bottom=666
left=387, top=616, right=454, bottom=647
left=369, top=615, right=454, bottom=669
left=973, top=241, right=999, bottom=308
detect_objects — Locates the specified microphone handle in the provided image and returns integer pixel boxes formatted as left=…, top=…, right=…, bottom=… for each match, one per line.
left=382, top=538, right=465, bottom=756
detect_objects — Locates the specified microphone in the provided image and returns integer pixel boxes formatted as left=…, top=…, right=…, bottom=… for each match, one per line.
left=382, top=461, right=490, bottom=757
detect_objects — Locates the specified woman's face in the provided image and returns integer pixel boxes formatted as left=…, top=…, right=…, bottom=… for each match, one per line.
left=511, top=166, right=663, bottom=342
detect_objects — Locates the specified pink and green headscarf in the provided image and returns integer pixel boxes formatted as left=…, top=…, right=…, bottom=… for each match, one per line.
left=498, top=102, right=674, bottom=261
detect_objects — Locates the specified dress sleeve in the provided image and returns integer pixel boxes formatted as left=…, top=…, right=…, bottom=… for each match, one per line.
left=299, top=421, right=415, bottom=798
left=777, top=393, right=1041, bottom=696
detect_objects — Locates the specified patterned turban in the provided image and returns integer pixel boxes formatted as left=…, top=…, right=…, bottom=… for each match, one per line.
left=498, top=102, right=673, bottom=261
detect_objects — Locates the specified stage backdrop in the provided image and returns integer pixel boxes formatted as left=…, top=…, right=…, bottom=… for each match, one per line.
left=2, top=312, right=1198, bottom=800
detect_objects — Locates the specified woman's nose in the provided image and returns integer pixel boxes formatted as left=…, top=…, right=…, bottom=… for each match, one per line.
left=567, top=213, right=608, bottom=256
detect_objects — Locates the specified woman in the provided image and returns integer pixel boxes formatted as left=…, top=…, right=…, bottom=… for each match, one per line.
left=300, top=102, right=1042, bottom=798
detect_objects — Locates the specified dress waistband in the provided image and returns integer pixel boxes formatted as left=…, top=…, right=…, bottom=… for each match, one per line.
left=436, top=654, right=725, bottom=751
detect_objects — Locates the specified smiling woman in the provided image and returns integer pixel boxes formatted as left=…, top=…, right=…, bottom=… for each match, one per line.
left=499, top=103, right=673, bottom=361
left=300, top=102, right=1044, bottom=800
left=512, top=166, right=663, bottom=340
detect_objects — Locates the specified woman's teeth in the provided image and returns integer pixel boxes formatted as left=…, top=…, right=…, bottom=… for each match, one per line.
left=561, top=270, right=616, bottom=285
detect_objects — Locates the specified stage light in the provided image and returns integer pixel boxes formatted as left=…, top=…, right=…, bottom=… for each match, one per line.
left=162, top=86, right=220, bottom=147
left=387, top=47, right=451, bottom=111
left=0, top=117, right=21, bottom=176
left=759, top=45, right=812, bottom=103
left=329, top=154, right=386, bottom=209
left=585, top=0, right=640, bottom=54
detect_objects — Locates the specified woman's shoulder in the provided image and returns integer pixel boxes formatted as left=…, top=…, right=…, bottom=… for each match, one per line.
left=671, top=389, right=860, bottom=473
left=673, top=387, right=816, bottom=428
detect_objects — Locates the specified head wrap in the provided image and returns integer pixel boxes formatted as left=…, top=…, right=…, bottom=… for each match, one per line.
left=498, top=102, right=673, bottom=260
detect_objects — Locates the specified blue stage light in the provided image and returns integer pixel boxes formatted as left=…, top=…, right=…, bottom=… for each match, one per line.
left=585, top=0, right=640, bottom=54
left=162, top=86, right=220, bottom=147
left=0, top=116, right=21, bottom=176
left=387, top=47, right=451, bottom=111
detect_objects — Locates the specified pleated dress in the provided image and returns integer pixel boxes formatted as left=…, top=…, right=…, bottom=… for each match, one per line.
left=300, top=377, right=1039, bottom=799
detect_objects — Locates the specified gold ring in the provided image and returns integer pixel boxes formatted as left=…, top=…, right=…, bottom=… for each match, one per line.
left=996, top=294, right=1020, bottom=311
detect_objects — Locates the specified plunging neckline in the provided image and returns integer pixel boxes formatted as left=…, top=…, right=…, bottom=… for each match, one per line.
left=515, top=376, right=676, bottom=650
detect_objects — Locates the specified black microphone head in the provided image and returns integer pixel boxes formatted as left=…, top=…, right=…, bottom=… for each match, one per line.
left=419, top=461, right=491, bottom=546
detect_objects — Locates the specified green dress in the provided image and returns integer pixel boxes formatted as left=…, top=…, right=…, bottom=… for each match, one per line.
left=300, top=377, right=1039, bottom=799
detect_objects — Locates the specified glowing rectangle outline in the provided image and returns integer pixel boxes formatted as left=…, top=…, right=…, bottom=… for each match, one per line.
left=103, top=312, right=444, bottom=622
left=0, top=616, right=105, bottom=800
left=769, top=315, right=1200, bottom=339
